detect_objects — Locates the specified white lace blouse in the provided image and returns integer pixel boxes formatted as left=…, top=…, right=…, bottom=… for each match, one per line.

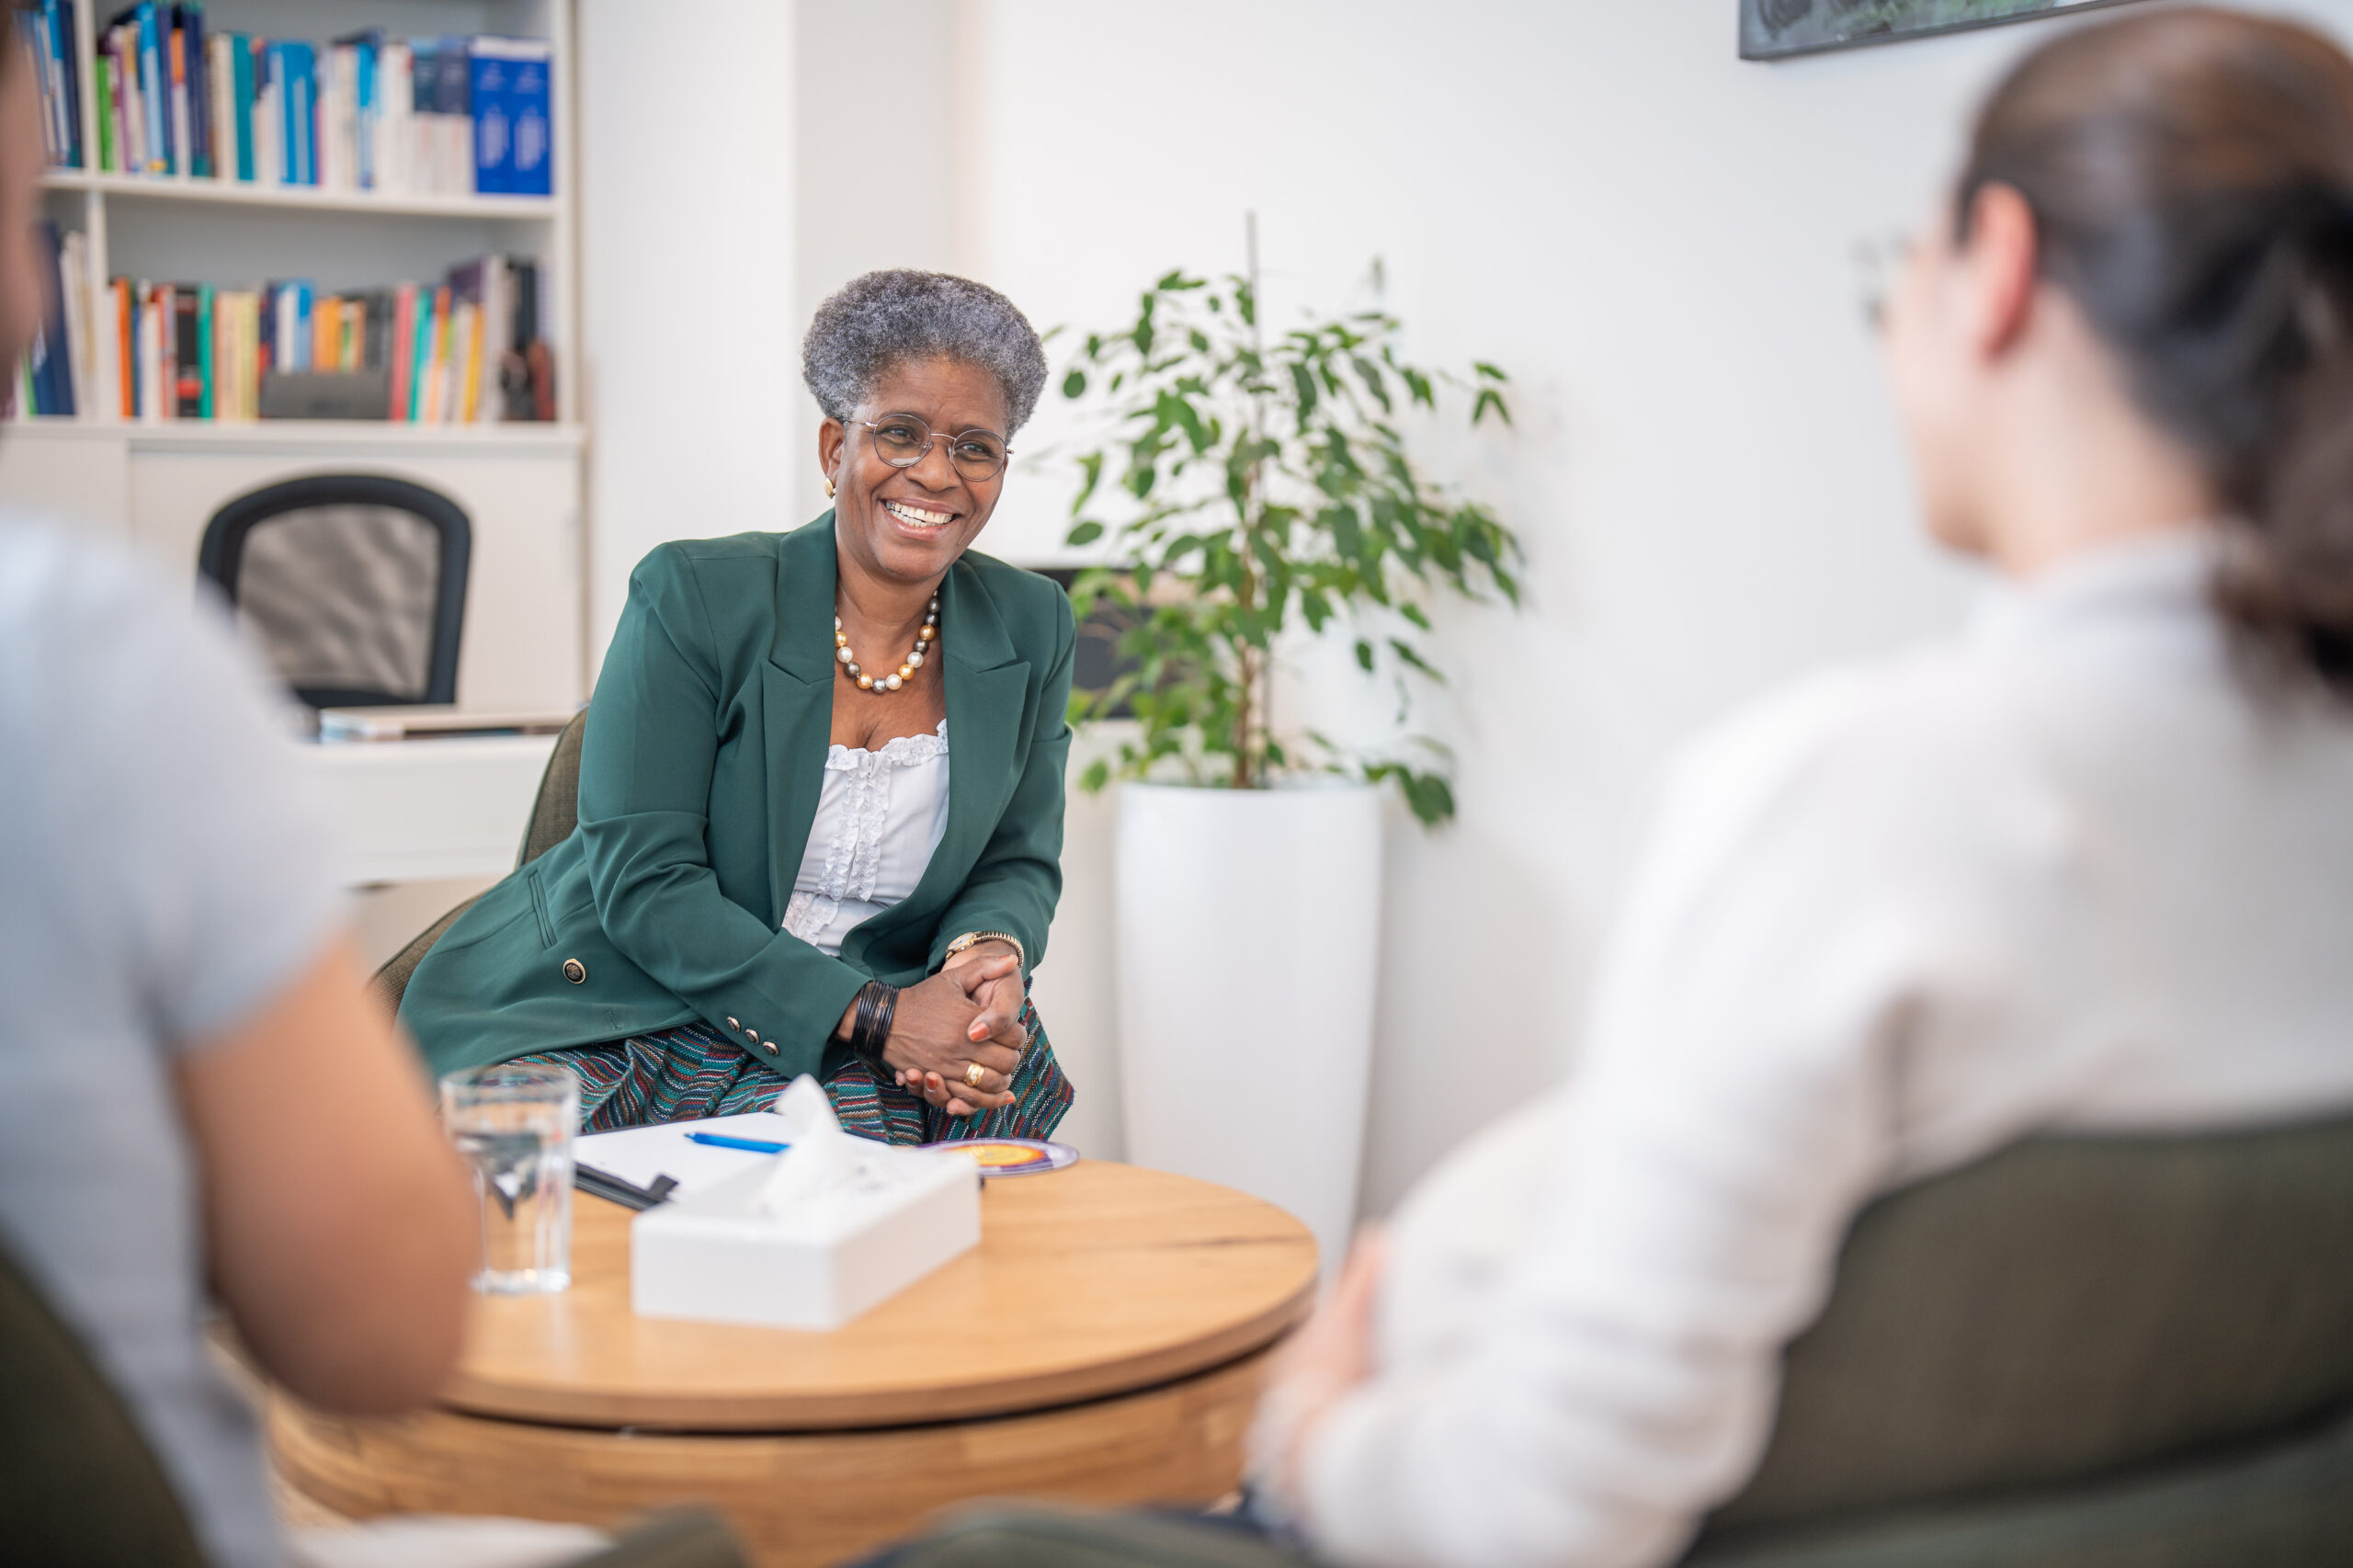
left=779, top=720, right=950, bottom=957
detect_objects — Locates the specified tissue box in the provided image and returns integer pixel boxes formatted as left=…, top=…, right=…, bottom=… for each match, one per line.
left=631, top=1142, right=980, bottom=1330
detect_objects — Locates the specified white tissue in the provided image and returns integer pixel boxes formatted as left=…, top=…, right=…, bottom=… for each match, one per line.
left=756, top=1074, right=876, bottom=1217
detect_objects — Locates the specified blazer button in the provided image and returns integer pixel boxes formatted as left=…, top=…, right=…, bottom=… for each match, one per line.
left=562, top=959, right=587, bottom=984
left=726, top=1017, right=741, bottom=1031
left=745, top=1029, right=760, bottom=1045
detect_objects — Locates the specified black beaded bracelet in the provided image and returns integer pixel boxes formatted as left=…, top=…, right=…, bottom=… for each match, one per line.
left=848, top=980, right=899, bottom=1070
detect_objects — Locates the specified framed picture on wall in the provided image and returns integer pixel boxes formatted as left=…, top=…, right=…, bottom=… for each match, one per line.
left=1741, top=0, right=2150, bottom=61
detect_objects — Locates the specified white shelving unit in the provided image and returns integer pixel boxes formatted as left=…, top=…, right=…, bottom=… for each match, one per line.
left=2, top=0, right=590, bottom=712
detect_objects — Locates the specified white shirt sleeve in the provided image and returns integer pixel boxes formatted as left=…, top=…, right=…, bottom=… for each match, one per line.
left=1290, top=663, right=2064, bottom=1568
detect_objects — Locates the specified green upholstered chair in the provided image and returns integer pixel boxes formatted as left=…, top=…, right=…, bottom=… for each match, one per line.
left=881, top=1113, right=2353, bottom=1568
left=373, top=708, right=585, bottom=1016
left=0, top=1237, right=213, bottom=1567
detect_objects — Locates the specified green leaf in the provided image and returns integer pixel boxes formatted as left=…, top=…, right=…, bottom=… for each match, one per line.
left=1473, top=361, right=1507, bottom=381
left=1472, top=387, right=1511, bottom=426
left=1404, top=770, right=1456, bottom=824
left=1289, top=361, right=1319, bottom=419
left=1399, top=601, right=1431, bottom=631
left=1079, top=758, right=1112, bottom=792
left=1066, top=520, right=1105, bottom=546
left=1073, top=451, right=1104, bottom=513
left=1352, top=355, right=1392, bottom=414
left=1063, top=369, right=1087, bottom=399
left=1355, top=638, right=1375, bottom=673
left=1389, top=638, right=1445, bottom=682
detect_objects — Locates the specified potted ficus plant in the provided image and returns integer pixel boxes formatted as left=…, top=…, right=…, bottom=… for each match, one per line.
left=1056, top=261, right=1519, bottom=1266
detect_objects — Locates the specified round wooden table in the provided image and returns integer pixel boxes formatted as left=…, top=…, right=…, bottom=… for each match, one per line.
left=271, top=1160, right=1317, bottom=1567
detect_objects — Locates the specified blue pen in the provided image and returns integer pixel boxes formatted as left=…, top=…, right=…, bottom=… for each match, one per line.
left=685, top=1131, right=790, bottom=1153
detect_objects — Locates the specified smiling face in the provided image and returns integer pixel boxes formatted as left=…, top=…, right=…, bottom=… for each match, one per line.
left=819, top=356, right=1010, bottom=589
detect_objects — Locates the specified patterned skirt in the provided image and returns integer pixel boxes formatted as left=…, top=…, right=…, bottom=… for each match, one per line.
left=510, top=997, right=1074, bottom=1146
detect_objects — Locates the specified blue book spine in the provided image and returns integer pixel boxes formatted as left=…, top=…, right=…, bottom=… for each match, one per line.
left=468, top=43, right=508, bottom=196
left=181, top=3, right=207, bottom=178
left=278, top=41, right=313, bottom=186
left=355, top=40, right=376, bottom=189
left=506, top=40, right=551, bottom=198
left=33, top=221, right=72, bottom=415
left=230, top=31, right=252, bottom=180
left=22, top=11, right=55, bottom=166
left=48, top=2, right=83, bottom=168
left=136, top=3, right=165, bottom=174
left=293, top=280, right=311, bottom=370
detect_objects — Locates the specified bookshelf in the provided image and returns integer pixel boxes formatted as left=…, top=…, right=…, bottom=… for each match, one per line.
left=4, top=0, right=588, bottom=710
left=42, top=166, right=568, bottom=222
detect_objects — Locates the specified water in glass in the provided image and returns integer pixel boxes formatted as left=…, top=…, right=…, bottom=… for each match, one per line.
left=442, top=1064, right=577, bottom=1294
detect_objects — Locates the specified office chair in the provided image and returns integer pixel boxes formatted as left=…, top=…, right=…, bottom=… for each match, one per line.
left=197, top=474, right=471, bottom=708
left=372, top=707, right=586, bottom=1015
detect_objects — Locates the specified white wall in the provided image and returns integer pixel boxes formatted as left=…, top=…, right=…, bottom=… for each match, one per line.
left=575, top=0, right=796, bottom=672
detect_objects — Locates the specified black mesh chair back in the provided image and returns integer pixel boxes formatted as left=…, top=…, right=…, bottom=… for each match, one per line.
left=198, top=474, right=471, bottom=708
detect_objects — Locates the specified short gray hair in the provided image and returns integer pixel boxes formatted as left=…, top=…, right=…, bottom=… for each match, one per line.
left=801, top=270, right=1049, bottom=436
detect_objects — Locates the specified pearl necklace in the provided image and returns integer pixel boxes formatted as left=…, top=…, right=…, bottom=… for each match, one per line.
left=835, top=594, right=938, bottom=693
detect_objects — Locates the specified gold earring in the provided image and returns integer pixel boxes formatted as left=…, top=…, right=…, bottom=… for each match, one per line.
left=824, top=474, right=836, bottom=499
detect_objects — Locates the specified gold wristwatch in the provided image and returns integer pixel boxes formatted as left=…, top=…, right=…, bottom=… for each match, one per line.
left=944, top=929, right=1026, bottom=969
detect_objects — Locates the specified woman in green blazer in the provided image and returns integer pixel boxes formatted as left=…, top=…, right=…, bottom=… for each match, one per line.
left=399, top=271, right=1074, bottom=1143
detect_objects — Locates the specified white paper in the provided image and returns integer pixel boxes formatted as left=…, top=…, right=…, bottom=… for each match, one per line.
left=574, top=1111, right=796, bottom=1196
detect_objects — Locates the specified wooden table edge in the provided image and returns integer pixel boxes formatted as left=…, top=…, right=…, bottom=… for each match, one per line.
left=434, top=1275, right=1313, bottom=1431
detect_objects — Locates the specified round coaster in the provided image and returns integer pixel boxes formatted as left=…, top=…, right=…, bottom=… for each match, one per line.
left=919, top=1137, right=1079, bottom=1178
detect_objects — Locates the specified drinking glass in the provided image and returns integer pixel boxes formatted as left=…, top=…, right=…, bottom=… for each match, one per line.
left=441, top=1064, right=577, bottom=1294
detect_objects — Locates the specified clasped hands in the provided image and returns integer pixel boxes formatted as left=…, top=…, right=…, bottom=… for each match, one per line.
left=876, top=941, right=1027, bottom=1117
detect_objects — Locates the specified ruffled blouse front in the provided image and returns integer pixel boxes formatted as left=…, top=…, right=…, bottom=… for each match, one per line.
left=780, top=720, right=950, bottom=957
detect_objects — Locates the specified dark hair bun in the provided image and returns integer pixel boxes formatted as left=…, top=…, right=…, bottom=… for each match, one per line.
left=1964, top=7, right=2353, bottom=694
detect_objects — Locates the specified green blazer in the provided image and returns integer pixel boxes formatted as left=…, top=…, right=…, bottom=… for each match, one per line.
left=398, top=514, right=1076, bottom=1083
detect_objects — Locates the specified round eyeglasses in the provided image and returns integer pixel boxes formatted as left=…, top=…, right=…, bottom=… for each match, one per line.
left=857, top=414, right=1012, bottom=482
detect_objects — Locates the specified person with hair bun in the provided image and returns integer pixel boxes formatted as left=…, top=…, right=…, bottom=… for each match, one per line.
left=400, top=270, right=1075, bottom=1143
left=1225, top=9, right=2353, bottom=1565
left=871, top=9, right=2353, bottom=1568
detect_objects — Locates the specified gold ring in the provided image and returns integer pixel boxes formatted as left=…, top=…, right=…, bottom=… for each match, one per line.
left=963, top=1062, right=987, bottom=1089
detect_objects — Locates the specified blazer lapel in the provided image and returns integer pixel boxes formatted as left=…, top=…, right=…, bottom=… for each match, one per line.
left=910, top=554, right=1028, bottom=908
left=762, top=517, right=841, bottom=926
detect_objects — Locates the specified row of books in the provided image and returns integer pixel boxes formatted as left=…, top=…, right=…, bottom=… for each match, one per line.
left=12, top=224, right=556, bottom=424
left=20, top=2, right=553, bottom=198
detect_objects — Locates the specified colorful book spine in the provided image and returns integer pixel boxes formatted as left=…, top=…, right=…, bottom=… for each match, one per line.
left=468, top=41, right=509, bottom=196
left=165, top=11, right=188, bottom=176
left=195, top=281, right=212, bottom=418
left=93, top=52, right=114, bottom=172
left=229, top=29, right=252, bottom=179
left=181, top=3, right=208, bottom=177
left=136, top=3, right=166, bottom=174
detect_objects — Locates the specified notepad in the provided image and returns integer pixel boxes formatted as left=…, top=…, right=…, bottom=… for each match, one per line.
left=575, top=1112, right=798, bottom=1197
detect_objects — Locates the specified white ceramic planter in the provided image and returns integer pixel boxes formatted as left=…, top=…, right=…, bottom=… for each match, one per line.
left=1114, top=779, right=1382, bottom=1278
